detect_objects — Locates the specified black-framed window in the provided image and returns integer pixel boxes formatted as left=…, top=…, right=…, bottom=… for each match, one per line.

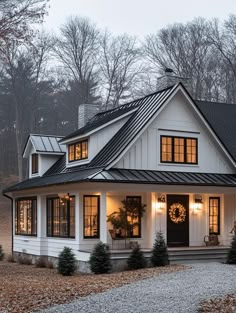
left=68, top=140, right=88, bottom=162
left=126, top=196, right=142, bottom=238
left=32, top=153, right=38, bottom=174
left=209, top=197, right=220, bottom=235
left=161, top=136, right=198, bottom=164
left=47, top=196, right=75, bottom=238
left=15, top=198, right=37, bottom=236
left=83, top=195, right=100, bottom=239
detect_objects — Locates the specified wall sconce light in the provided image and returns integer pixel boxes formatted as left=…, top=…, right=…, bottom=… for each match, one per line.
left=156, top=194, right=166, bottom=212
left=194, top=195, right=203, bottom=211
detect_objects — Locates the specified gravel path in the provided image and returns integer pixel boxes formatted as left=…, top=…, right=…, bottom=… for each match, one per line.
left=39, top=263, right=236, bottom=313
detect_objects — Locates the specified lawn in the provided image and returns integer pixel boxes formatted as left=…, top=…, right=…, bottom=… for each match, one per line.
left=0, top=261, right=186, bottom=313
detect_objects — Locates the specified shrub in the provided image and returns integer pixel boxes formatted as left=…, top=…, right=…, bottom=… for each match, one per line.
left=0, top=245, right=4, bottom=261
left=35, top=256, right=47, bottom=268
left=58, top=247, right=77, bottom=276
left=89, top=241, right=111, bottom=274
left=151, top=232, right=169, bottom=267
left=7, top=254, right=15, bottom=263
left=127, top=245, right=147, bottom=270
left=17, top=254, right=32, bottom=265
left=227, top=235, right=236, bottom=264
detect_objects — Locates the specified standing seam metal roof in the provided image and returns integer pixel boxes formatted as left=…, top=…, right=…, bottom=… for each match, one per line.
left=89, top=85, right=176, bottom=168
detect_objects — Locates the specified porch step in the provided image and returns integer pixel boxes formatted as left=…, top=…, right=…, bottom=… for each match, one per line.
left=167, top=247, right=229, bottom=264
left=110, top=247, right=230, bottom=264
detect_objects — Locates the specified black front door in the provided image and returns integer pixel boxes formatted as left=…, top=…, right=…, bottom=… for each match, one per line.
left=167, top=195, right=189, bottom=247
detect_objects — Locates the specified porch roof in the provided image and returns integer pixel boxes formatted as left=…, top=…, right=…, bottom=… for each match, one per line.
left=3, top=168, right=236, bottom=193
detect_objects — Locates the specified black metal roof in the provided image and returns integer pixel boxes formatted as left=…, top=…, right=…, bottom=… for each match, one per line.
left=3, top=168, right=236, bottom=193
left=89, top=85, right=176, bottom=167
left=61, top=99, right=141, bottom=142
left=196, top=100, right=236, bottom=161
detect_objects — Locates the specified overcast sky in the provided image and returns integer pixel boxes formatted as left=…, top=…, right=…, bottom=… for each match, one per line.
left=44, top=0, right=236, bottom=37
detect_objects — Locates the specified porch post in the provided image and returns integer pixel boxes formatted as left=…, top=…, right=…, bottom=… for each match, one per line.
left=100, top=191, right=108, bottom=243
left=37, top=195, right=47, bottom=255
left=74, top=192, right=80, bottom=243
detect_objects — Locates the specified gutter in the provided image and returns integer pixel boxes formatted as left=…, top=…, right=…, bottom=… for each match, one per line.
left=3, top=193, right=13, bottom=255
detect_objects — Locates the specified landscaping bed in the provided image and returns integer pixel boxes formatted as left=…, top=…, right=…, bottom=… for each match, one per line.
left=0, top=261, right=187, bottom=313
left=199, top=294, right=236, bottom=313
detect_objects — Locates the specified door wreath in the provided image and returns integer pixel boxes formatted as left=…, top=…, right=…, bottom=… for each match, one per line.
left=169, top=203, right=186, bottom=224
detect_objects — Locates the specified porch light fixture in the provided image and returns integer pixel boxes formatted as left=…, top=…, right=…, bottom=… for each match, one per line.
left=194, top=195, right=203, bottom=210
left=156, top=194, right=166, bottom=212
left=58, top=193, right=72, bottom=205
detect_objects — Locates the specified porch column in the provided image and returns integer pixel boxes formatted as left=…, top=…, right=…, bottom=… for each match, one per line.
left=100, top=191, right=108, bottom=243
left=37, top=195, right=47, bottom=255
left=74, top=192, right=80, bottom=243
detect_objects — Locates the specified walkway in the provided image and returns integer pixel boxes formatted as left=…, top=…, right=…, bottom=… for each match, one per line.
left=40, top=263, right=236, bottom=313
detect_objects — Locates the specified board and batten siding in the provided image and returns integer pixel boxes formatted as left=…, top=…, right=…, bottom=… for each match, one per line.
left=115, top=92, right=235, bottom=174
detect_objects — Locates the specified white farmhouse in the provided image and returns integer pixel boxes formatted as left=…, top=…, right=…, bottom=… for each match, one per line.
left=3, top=82, right=236, bottom=271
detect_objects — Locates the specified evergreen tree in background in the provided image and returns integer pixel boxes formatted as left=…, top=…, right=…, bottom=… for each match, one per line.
left=151, top=232, right=169, bottom=267
left=227, top=235, right=236, bottom=264
left=89, top=241, right=112, bottom=274
left=58, top=247, right=77, bottom=275
left=127, top=245, right=147, bottom=270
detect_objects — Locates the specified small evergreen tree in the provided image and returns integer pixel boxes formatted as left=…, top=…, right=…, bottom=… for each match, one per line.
left=151, top=232, right=169, bottom=267
left=127, top=245, right=147, bottom=270
left=89, top=241, right=111, bottom=274
left=58, top=247, right=77, bottom=276
left=0, top=245, right=4, bottom=261
left=227, top=235, right=236, bottom=264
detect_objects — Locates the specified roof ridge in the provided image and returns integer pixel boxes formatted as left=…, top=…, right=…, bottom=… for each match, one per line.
left=30, top=134, right=65, bottom=138
left=196, top=100, right=236, bottom=106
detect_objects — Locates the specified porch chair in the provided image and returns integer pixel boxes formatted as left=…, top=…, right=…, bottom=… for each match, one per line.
left=204, top=234, right=220, bottom=246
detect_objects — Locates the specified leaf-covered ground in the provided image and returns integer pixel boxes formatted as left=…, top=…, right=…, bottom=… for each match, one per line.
left=0, top=261, right=187, bottom=313
left=199, top=294, right=236, bottom=313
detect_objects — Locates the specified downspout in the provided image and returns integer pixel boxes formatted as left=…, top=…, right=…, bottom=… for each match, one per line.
left=3, top=193, right=14, bottom=255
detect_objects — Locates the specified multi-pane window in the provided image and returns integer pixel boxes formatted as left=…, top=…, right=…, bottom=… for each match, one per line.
left=32, top=154, right=38, bottom=174
left=15, top=198, right=37, bottom=236
left=161, top=136, right=197, bottom=164
left=68, top=140, right=88, bottom=162
left=84, top=195, right=100, bottom=238
left=209, top=197, right=220, bottom=235
left=126, top=196, right=142, bottom=238
left=47, top=196, right=75, bottom=238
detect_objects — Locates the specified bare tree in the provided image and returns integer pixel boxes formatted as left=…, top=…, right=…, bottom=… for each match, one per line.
left=208, top=16, right=236, bottom=102
left=0, top=0, right=49, bottom=44
left=53, top=16, right=100, bottom=104
left=142, top=18, right=218, bottom=100
left=100, top=32, right=141, bottom=109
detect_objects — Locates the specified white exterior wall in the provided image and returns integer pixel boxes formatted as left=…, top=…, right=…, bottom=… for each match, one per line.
left=115, top=92, right=235, bottom=174
left=66, top=116, right=130, bottom=168
left=29, top=146, right=62, bottom=178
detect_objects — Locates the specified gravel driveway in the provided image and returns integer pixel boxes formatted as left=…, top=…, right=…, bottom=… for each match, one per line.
left=39, top=263, right=236, bottom=313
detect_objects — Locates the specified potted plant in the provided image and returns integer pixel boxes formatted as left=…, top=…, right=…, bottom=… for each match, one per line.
left=107, top=198, right=146, bottom=238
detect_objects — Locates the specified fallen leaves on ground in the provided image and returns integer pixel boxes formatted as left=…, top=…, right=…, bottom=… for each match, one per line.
left=0, top=262, right=187, bottom=313
left=199, top=294, right=236, bottom=313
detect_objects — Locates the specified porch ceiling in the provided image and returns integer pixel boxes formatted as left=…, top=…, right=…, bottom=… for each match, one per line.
left=3, top=167, right=236, bottom=193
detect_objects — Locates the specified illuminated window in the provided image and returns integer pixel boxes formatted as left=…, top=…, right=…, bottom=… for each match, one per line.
left=47, top=196, right=75, bottom=238
left=126, top=196, right=142, bottom=238
left=32, top=154, right=38, bottom=174
left=161, top=136, right=197, bottom=164
left=15, top=198, right=37, bottom=236
left=68, top=140, right=88, bottom=162
left=84, top=195, right=99, bottom=238
left=209, top=197, right=220, bottom=235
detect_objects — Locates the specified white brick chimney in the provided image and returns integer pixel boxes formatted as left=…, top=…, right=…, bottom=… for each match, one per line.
left=78, top=104, right=100, bottom=129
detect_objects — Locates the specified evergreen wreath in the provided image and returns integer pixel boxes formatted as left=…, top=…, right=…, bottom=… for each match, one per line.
left=169, top=203, right=186, bottom=224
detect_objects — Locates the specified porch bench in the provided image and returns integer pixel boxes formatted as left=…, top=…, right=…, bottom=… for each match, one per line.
left=109, top=229, right=130, bottom=250
left=204, top=234, right=220, bottom=246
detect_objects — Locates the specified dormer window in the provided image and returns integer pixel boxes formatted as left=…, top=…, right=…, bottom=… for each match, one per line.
left=161, top=136, right=198, bottom=164
left=68, top=140, right=88, bottom=162
left=32, top=154, right=38, bottom=174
